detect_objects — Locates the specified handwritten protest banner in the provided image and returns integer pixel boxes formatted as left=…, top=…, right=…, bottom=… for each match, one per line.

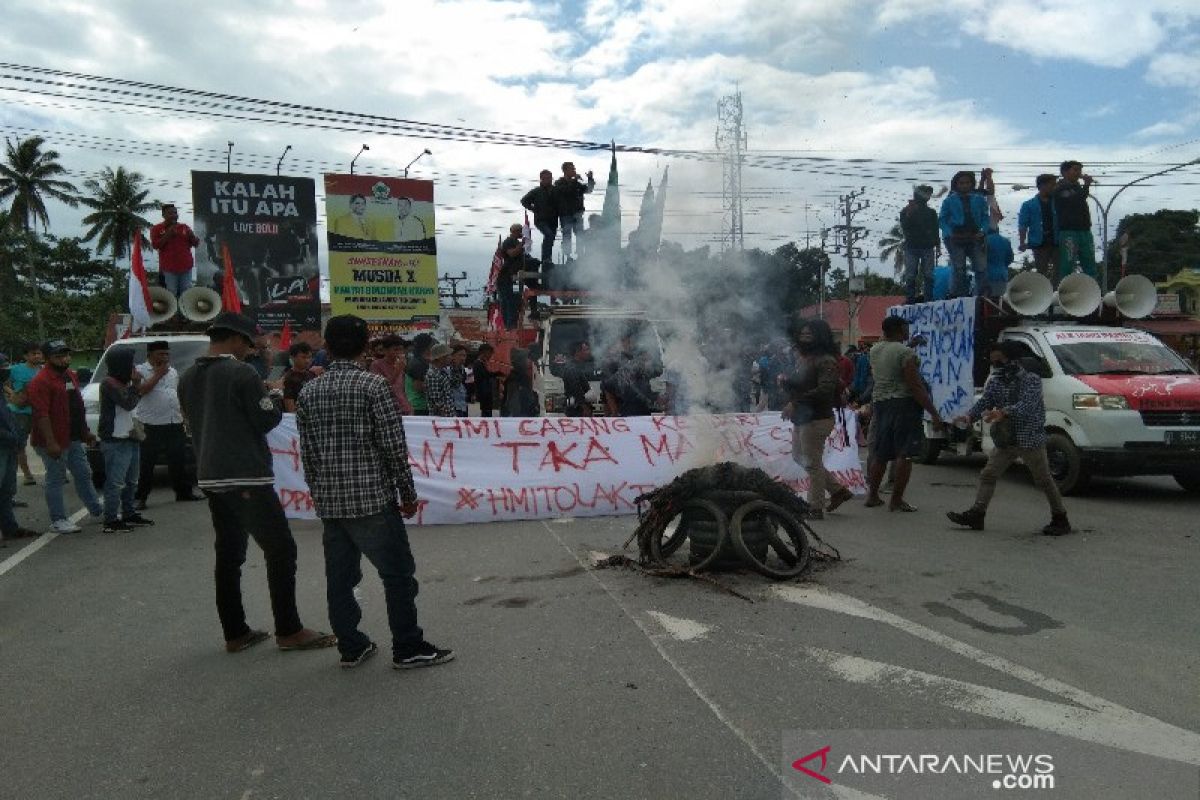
left=268, top=412, right=864, bottom=526
left=886, top=297, right=976, bottom=419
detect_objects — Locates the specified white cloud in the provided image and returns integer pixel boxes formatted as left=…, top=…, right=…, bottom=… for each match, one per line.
left=1146, top=52, right=1200, bottom=89
left=1133, top=121, right=1187, bottom=139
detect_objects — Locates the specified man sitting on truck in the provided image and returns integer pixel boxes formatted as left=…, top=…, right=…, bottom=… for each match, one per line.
left=947, top=340, right=1071, bottom=536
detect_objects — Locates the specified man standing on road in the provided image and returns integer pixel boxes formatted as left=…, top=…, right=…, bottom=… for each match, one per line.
left=1017, top=174, right=1058, bottom=283
left=4, top=342, right=43, bottom=487
left=178, top=312, right=334, bottom=654
left=471, top=343, right=500, bottom=418
left=405, top=333, right=434, bottom=416
left=149, top=204, right=201, bottom=298
left=947, top=341, right=1071, bottom=536
left=0, top=354, right=39, bottom=543
left=521, top=170, right=559, bottom=266
left=562, top=340, right=594, bottom=417
left=281, top=342, right=318, bottom=414
left=27, top=340, right=104, bottom=533
left=97, top=349, right=154, bottom=533
left=1052, top=160, right=1097, bottom=280
left=864, top=316, right=944, bottom=512
left=135, top=341, right=201, bottom=510
left=424, top=344, right=456, bottom=417
left=297, top=315, right=453, bottom=670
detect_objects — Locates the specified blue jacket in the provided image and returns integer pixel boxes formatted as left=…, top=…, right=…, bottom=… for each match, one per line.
left=986, top=232, right=1014, bottom=282
left=938, top=192, right=991, bottom=243
left=1017, top=196, right=1055, bottom=248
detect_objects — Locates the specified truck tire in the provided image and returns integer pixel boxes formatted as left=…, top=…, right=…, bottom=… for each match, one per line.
left=1173, top=471, right=1200, bottom=494
left=917, top=433, right=941, bottom=465
left=1044, top=432, right=1090, bottom=495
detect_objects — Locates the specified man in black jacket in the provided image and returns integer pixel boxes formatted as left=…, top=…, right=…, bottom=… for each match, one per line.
left=561, top=340, right=594, bottom=417
left=521, top=170, right=558, bottom=266
left=178, top=312, right=334, bottom=655
left=552, top=162, right=594, bottom=260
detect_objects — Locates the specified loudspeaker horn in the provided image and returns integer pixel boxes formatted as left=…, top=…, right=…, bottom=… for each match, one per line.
left=179, top=286, right=222, bottom=323
left=148, top=286, right=178, bottom=325
left=1103, top=274, right=1157, bottom=319
left=1054, top=273, right=1102, bottom=317
left=1003, top=271, right=1053, bottom=316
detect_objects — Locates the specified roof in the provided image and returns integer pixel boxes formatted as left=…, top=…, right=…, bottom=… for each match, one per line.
left=795, top=296, right=907, bottom=340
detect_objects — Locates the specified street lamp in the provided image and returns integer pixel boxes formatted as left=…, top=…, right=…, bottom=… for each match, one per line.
left=404, top=148, right=432, bottom=178
left=350, top=143, right=369, bottom=175
left=276, top=145, right=292, bottom=176
left=225, top=141, right=234, bottom=173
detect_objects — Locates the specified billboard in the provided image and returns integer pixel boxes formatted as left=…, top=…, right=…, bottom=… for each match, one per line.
left=324, top=174, right=438, bottom=331
left=190, top=171, right=321, bottom=332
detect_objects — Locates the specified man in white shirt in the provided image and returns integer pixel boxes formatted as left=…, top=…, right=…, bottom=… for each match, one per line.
left=134, top=340, right=201, bottom=509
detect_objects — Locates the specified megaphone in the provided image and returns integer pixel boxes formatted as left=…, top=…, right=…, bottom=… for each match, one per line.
left=1054, top=273, right=1102, bottom=317
left=1003, top=272, right=1053, bottom=316
left=179, top=286, right=222, bottom=323
left=147, top=286, right=178, bottom=325
left=1103, top=274, right=1157, bottom=319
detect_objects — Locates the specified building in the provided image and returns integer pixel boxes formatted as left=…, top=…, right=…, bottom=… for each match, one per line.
left=796, top=296, right=906, bottom=347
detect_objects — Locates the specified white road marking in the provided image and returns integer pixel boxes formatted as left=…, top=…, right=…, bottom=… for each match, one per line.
left=0, top=508, right=88, bottom=578
left=773, top=585, right=1200, bottom=766
left=647, top=611, right=712, bottom=642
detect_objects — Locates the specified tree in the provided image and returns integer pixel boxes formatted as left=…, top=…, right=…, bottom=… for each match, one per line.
left=1109, top=209, right=1200, bottom=282
left=80, top=166, right=157, bottom=265
left=877, top=223, right=906, bottom=278
left=0, top=136, right=79, bottom=340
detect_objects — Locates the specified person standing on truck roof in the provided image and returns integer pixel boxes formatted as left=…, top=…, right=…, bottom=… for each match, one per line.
left=521, top=170, right=559, bottom=267
left=939, top=171, right=991, bottom=298
left=984, top=225, right=1015, bottom=299
left=1052, top=160, right=1097, bottom=280
left=553, top=162, right=595, bottom=261
left=150, top=203, right=201, bottom=299
left=1017, top=174, right=1059, bottom=283
left=864, top=316, right=944, bottom=512
left=947, top=340, right=1071, bottom=536
left=900, top=185, right=941, bottom=304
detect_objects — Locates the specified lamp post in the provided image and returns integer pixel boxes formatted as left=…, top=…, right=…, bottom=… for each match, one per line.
left=225, top=141, right=234, bottom=173
left=404, top=148, right=432, bottom=178
left=276, top=145, right=292, bottom=176
left=350, top=144, right=369, bottom=175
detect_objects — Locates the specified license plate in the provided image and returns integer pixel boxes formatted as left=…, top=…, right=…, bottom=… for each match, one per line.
left=1165, top=430, right=1200, bottom=446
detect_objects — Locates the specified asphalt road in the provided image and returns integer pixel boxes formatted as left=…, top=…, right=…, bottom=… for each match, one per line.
left=2, top=456, right=1197, bottom=799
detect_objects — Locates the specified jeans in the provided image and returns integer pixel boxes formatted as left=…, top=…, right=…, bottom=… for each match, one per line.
left=535, top=220, right=557, bottom=265
left=206, top=486, right=304, bottom=641
left=162, top=270, right=193, bottom=298
left=974, top=445, right=1066, bottom=515
left=902, top=246, right=937, bottom=303
left=945, top=238, right=986, bottom=297
left=0, top=447, right=18, bottom=536
left=100, top=439, right=140, bottom=521
left=138, top=422, right=192, bottom=501
left=35, top=441, right=102, bottom=522
left=322, top=507, right=423, bottom=658
left=497, top=280, right=519, bottom=331
left=559, top=211, right=585, bottom=258
left=792, top=417, right=849, bottom=509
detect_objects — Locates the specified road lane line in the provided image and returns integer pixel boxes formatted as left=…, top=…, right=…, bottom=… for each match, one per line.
left=647, top=611, right=712, bottom=642
left=0, top=508, right=89, bottom=578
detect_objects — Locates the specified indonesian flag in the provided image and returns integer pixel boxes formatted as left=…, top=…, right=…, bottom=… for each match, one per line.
left=522, top=211, right=532, bottom=253
left=485, top=234, right=503, bottom=295
left=128, top=231, right=153, bottom=332
left=279, top=319, right=293, bottom=351
left=487, top=302, right=504, bottom=332
left=220, top=242, right=243, bottom=314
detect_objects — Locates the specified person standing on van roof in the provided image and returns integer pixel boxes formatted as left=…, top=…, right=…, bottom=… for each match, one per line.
left=135, top=340, right=201, bottom=510
left=553, top=162, right=595, bottom=260
left=939, top=171, right=991, bottom=298
left=1017, top=174, right=1059, bottom=283
left=899, top=185, right=941, bottom=304
left=947, top=340, right=1071, bottom=536
left=150, top=203, right=200, bottom=299
left=1052, top=160, right=1097, bottom=280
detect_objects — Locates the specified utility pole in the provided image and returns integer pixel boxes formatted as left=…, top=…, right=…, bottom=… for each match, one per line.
left=715, top=91, right=748, bottom=253
left=438, top=271, right=469, bottom=309
left=827, top=188, right=871, bottom=346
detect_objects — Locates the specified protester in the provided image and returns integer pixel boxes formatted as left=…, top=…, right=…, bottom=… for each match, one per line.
left=149, top=203, right=201, bottom=298
left=1053, top=160, right=1097, bottom=279
left=502, top=349, right=540, bottom=417
left=368, top=334, right=412, bottom=414
left=601, top=331, right=660, bottom=417
left=281, top=342, right=318, bottom=413
left=243, top=333, right=275, bottom=382
left=561, top=340, right=594, bottom=417
left=295, top=315, right=453, bottom=670
left=497, top=223, right=526, bottom=331
left=424, top=344, right=456, bottom=417
left=947, top=341, right=1071, bottom=536
left=472, top=344, right=501, bottom=418
left=864, top=316, right=944, bottom=512
left=553, top=162, right=595, bottom=260
left=1017, top=174, right=1058, bottom=282
left=97, top=349, right=154, bottom=533
left=405, top=333, right=434, bottom=416
left=984, top=225, right=1015, bottom=298
left=3, top=342, right=41, bottom=486
left=939, top=171, right=991, bottom=298
left=521, top=169, right=559, bottom=266
left=0, top=354, right=38, bottom=543
left=900, top=185, right=941, bottom=303
left=449, top=346, right=469, bottom=417
left=178, top=312, right=334, bottom=654
left=134, top=340, right=200, bottom=509
left=783, top=319, right=854, bottom=520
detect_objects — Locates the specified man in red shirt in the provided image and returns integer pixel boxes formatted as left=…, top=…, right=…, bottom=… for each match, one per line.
left=149, top=204, right=200, bottom=298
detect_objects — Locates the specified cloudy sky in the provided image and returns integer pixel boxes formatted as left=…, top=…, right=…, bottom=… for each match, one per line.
left=2, top=0, right=1199, bottom=299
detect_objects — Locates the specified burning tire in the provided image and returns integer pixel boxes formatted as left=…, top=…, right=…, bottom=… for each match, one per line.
left=729, top=500, right=812, bottom=579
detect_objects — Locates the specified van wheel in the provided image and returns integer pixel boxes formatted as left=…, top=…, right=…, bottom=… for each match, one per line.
left=1173, top=471, right=1200, bottom=494
left=917, top=433, right=941, bottom=465
left=1045, top=432, right=1089, bottom=495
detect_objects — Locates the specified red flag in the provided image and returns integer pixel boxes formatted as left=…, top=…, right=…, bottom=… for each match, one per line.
left=220, top=242, right=243, bottom=314
left=128, top=231, right=153, bottom=331
left=279, top=320, right=293, bottom=351
left=485, top=235, right=503, bottom=295
left=487, top=302, right=503, bottom=332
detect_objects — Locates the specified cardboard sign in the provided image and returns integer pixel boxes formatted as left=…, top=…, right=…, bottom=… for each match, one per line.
left=885, top=297, right=976, bottom=419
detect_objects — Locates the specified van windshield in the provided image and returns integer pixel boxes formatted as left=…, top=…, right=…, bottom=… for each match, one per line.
left=1051, top=340, right=1193, bottom=376
left=546, top=318, right=663, bottom=379
left=90, top=340, right=211, bottom=383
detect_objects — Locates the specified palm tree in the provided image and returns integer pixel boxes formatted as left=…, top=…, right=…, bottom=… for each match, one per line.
left=80, top=166, right=157, bottom=268
left=878, top=223, right=906, bottom=279
left=0, top=136, right=79, bottom=340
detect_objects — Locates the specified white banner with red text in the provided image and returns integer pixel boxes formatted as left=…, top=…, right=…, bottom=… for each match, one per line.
left=268, top=412, right=865, bottom=526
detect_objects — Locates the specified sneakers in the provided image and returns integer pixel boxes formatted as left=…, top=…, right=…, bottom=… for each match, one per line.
left=340, top=641, right=379, bottom=669
left=124, top=514, right=155, bottom=527
left=103, top=520, right=134, bottom=533
left=393, top=641, right=454, bottom=670
left=947, top=507, right=986, bottom=530
left=1042, top=513, right=1071, bottom=536
left=48, top=519, right=81, bottom=534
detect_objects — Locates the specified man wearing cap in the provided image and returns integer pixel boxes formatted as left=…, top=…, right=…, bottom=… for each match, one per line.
left=0, top=353, right=39, bottom=542
left=135, top=340, right=200, bottom=510
left=899, top=185, right=941, bottom=304
left=26, top=340, right=104, bottom=533
left=296, top=315, right=453, bottom=669
left=149, top=203, right=201, bottom=298
left=424, top=344, right=456, bottom=417
left=178, top=312, right=335, bottom=654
